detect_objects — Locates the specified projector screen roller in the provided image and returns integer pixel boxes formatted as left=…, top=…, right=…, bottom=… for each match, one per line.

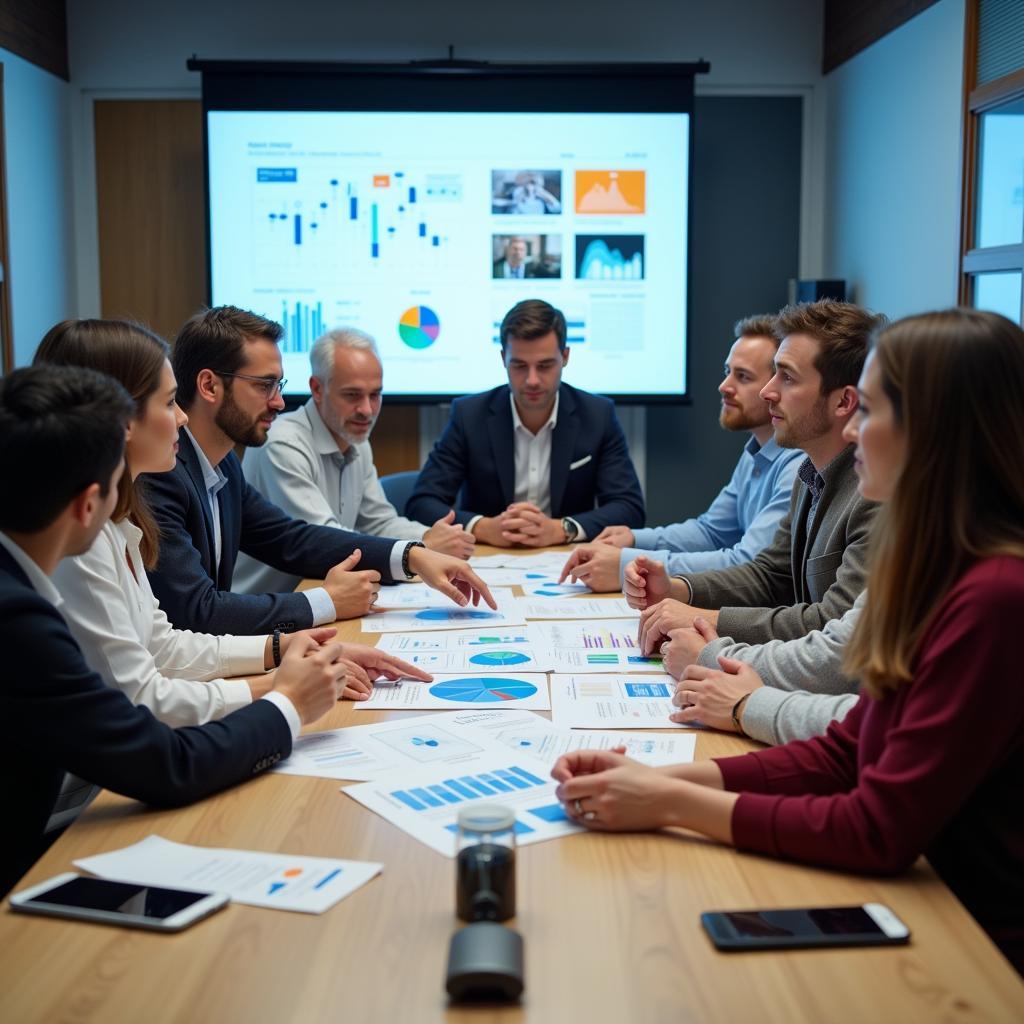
left=198, top=62, right=699, bottom=401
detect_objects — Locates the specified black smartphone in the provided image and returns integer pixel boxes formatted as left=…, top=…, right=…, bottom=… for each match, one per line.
left=701, top=903, right=910, bottom=952
left=9, top=873, right=229, bottom=932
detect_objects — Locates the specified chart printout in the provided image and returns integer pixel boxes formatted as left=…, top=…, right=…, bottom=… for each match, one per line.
left=549, top=674, right=695, bottom=729
left=343, top=752, right=583, bottom=856
left=354, top=674, right=550, bottom=712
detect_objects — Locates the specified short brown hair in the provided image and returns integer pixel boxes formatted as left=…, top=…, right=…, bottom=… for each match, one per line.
left=499, top=299, right=567, bottom=351
left=774, top=299, right=886, bottom=394
left=733, top=313, right=779, bottom=347
left=173, top=305, right=283, bottom=408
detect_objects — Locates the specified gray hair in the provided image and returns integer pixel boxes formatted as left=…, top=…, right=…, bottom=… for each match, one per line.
left=309, top=327, right=380, bottom=384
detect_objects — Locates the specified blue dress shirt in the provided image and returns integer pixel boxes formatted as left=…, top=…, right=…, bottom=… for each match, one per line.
left=619, top=436, right=802, bottom=579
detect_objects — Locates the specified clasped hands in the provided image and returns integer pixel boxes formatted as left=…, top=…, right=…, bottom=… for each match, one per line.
left=472, top=501, right=567, bottom=547
left=258, top=626, right=432, bottom=702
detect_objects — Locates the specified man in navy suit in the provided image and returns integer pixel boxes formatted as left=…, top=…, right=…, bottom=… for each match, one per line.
left=0, top=365, right=350, bottom=896
left=145, top=306, right=493, bottom=636
left=407, top=299, right=645, bottom=547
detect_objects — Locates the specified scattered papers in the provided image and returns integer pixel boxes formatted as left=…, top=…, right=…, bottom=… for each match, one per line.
left=376, top=628, right=555, bottom=673
left=430, top=708, right=697, bottom=767
left=274, top=710, right=545, bottom=781
left=343, top=751, right=582, bottom=856
left=516, top=597, right=636, bottom=619
left=374, top=583, right=514, bottom=610
left=470, top=552, right=569, bottom=573
left=360, top=594, right=526, bottom=633
left=471, top=567, right=539, bottom=586
left=75, top=835, right=381, bottom=914
left=354, top=673, right=550, bottom=711
left=530, top=618, right=642, bottom=650
left=550, top=674, right=692, bottom=729
left=519, top=578, right=592, bottom=599
left=548, top=649, right=664, bottom=673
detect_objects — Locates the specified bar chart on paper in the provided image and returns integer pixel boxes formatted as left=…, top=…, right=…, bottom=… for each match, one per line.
left=344, top=752, right=583, bottom=855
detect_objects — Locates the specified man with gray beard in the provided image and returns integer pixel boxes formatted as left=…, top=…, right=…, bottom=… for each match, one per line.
left=234, top=327, right=473, bottom=596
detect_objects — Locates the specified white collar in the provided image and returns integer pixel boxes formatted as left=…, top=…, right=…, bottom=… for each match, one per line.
left=0, top=531, right=65, bottom=608
left=510, top=390, right=559, bottom=435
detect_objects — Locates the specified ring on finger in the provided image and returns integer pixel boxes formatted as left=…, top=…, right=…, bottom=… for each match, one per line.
left=584, top=811, right=597, bottom=822
left=573, top=798, right=583, bottom=815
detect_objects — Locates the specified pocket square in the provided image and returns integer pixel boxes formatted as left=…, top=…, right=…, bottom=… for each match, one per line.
left=569, top=455, right=592, bottom=471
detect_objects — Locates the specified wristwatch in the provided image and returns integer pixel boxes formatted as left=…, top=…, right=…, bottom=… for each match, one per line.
left=561, top=517, right=579, bottom=543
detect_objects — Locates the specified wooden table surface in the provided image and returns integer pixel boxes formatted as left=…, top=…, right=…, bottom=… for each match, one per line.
left=2, top=549, right=1022, bottom=1022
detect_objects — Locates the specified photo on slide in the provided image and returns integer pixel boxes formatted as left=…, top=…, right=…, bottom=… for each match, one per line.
left=492, top=233, right=562, bottom=279
left=492, top=170, right=563, bottom=215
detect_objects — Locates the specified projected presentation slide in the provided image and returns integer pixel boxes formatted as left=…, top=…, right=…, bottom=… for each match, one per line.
left=207, top=110, right=690, bottom=397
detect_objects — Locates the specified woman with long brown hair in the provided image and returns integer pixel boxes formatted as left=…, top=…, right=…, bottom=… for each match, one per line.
left=551, top=309, right=1024, bottom=972
left=35, top=319, right=428, bottom=728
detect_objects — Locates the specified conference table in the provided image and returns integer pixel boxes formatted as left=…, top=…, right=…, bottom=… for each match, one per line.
left=2, top=548, right=1022, bottom=1023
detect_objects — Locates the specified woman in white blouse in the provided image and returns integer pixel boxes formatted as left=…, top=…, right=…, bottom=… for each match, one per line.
left=36, top=319, right=428, bottom=728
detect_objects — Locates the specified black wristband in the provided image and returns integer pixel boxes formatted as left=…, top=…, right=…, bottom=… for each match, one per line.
left=272, top=628, right=282, bottom=667
left=731, top=693, right=749, bottom=736
left=402, top=540, right=426, bottom=579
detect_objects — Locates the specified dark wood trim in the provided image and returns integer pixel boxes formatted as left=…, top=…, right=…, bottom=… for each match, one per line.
left=958, top=0, right=980, bottom=303
left=823, top=0, right=942, bottom=74
left=0, top=64, right=13, bottom=372
left=962, top=244, right=1024, bottom=274
left=968, top=67, right=1024, bottom=113
left=0, top=0, right=68, bottom=81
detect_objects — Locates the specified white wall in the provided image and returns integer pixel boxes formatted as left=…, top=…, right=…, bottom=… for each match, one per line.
left=64, top=0, right=827, bottom=315
left=824, top=0, right=966, bottom=318
left=1, top=48, right=75, bottom=365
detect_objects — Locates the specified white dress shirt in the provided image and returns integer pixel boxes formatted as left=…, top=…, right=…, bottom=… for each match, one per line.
left=53, top=518, right=266, bottom=727
left=235, top=399, right=427, bottom=595
left=468, top=393, right=585, bottom=540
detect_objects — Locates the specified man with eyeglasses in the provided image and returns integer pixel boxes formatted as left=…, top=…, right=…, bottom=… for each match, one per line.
left=234, top=327, right=474, bottom=598
left=143, top=306, right=494, bottom=636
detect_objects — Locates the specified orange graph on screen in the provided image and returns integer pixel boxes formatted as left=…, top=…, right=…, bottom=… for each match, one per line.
left=575, top=170, right=646, bottom=214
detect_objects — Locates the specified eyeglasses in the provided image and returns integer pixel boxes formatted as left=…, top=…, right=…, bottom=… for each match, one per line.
left=215, top=372, right=288, bottom=398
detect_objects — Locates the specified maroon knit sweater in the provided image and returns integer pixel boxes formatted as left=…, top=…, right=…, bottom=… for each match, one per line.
left=715, top=557, right=1024, bottom=974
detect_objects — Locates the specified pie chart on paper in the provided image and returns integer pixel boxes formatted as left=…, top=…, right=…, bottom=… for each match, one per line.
left=469, top=650, right=531, bottom=667
left=429, top=678, right=538, bottom=703
left=399, top=305, right=440, bottom=350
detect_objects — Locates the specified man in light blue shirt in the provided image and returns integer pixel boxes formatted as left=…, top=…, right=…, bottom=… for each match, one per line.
left=561, top=314, right=802, bottom=591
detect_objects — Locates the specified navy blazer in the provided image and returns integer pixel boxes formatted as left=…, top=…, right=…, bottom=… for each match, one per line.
left=0, top=545, right=292, bottom=897
left=407, top=383, right=645, bottom=536
left=144, top=429, right=397, bottom=635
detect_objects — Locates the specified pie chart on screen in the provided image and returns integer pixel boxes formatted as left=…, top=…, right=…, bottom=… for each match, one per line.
left=399, top=305, right=440, bottom=349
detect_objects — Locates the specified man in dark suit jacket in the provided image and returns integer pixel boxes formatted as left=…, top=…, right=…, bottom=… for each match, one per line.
left=145, top=306, right=493, bottom=636
left=407, top=299, right=644, bottom=547
left=0, top=366, right=348, bottom=896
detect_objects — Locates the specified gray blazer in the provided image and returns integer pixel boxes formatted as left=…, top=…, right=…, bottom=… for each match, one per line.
left=680, top=445, right=877, bottom=645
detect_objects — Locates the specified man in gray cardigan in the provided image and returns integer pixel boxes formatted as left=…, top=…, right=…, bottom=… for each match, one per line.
left=664, top=593, right=864, bottom=745
left=629, top=299, right=884, bottom=655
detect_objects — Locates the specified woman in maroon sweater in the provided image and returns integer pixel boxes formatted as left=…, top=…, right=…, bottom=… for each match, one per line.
left=552, top=309, right=1024, bottom=972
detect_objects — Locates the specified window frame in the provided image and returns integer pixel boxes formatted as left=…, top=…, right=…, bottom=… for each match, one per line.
left=958, top=1, right=1024, bottom=321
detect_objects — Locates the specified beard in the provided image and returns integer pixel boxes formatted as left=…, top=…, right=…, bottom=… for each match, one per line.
left=773, top=395, right=832, bottom=449
left=319, top=400, right=378, bottom=448
left=215, top=388, right=270, bottom=448
left=719, top=401, right=770, bottom=433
